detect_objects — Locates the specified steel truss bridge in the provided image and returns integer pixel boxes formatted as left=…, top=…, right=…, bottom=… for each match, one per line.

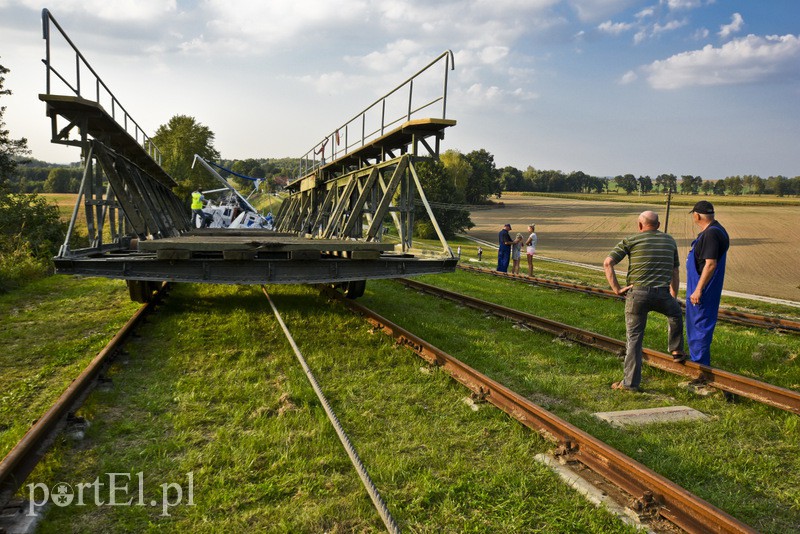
left=40, top=9, right=458, bottom=301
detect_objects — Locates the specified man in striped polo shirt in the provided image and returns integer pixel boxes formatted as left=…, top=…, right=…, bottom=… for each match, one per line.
left=603, top=211, right=685, bottom=392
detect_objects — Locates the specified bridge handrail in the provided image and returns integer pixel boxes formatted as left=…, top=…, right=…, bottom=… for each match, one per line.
left=41, top=8, right=162, bottom=166
left=296, top=50, right=455, bottom=179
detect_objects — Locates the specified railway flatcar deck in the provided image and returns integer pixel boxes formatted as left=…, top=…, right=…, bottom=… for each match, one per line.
left=54, top=233, right=456, bottom=286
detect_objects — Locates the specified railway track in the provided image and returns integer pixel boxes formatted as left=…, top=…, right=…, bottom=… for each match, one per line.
left=1, top=281, right=785, bottom=533
left=458, top=264, right=800, bottom=333
left=324, top=286, right=758, bottom=534
left=397, top=277, right=800, bottom=415
left=0, top=284, right=166, bottom=515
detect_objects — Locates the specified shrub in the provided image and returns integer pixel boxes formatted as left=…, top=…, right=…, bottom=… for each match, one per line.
left=0, top=237, right=52, bottom=292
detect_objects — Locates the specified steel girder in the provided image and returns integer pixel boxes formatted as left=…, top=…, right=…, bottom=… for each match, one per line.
left=277, top=155, right=451, bottom=256
left=59, top=140, right=190, bottom=257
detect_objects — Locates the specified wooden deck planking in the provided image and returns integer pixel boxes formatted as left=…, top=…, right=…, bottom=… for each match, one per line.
left=137, top=235, right=395, bottom=253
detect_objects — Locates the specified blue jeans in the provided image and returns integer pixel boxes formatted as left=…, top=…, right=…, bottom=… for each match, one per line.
left=623, top=286, right=684, bottom=389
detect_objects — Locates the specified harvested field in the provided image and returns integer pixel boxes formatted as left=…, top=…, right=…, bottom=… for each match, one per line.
left=467, top=193, right=800, bottom=302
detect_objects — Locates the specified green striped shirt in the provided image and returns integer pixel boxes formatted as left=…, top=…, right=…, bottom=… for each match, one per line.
left=608, top=230, right=678, bottom=287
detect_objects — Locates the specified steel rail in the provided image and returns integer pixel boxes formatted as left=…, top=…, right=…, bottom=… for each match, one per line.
left=458, top=264, right=800, bottom=333
left=0, top=284, right=166, bottom=510
left=398, top=278, right=800, bottom=415
left=323, top=286, right=757, bottom=534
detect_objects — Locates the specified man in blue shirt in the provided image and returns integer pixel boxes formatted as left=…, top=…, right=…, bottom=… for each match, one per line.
left=686, top=200, right=730, bottom=367
left=497, top=223, right=514, bottom=272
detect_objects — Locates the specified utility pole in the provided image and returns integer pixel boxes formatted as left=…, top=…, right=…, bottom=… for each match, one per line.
left=664, top=186, right=673, bottom=233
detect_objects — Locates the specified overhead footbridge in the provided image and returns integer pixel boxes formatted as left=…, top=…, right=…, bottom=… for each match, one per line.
left=41, top=9, right=458, bottom=301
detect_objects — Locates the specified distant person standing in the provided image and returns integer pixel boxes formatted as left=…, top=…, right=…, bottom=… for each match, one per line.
left=525, top=224, right=538, bottom=276
left=477, top=246, right=483, bottom=262
left=686, top=200, right=730, bottom=367
left=604, top=211, right=685, bottom=392
left=497, top=223, right=514, bottom=272
left=191, top=190, right=205, bottom=228
left=511, top=233, right=523, bottom=274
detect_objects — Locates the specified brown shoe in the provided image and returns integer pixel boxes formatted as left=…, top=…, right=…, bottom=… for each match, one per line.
left=611, top=381, right=640, bottom=392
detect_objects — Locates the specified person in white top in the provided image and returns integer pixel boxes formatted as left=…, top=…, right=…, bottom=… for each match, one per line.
left=525, top=224, right=538, bottom=276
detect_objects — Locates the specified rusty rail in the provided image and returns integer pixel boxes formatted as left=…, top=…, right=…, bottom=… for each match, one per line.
left=399, top=278, right=800, bottom=415
left=323, top=286, right=757, bottom=533
left=0, top=284, right=166, bottom=510
left=458, top=265, right=800, bottom=333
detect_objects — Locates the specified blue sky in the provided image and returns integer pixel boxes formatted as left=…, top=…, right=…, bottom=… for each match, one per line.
left=1, top=0, right=798, bottom=179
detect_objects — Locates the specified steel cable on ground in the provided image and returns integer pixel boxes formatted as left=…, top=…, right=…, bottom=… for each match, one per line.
left=262, top=287, right=401, bottom=534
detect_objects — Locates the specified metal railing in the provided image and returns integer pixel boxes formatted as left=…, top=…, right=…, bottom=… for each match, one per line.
left=41, top=8, right=162, bottom=165
left=296, top=50, right=455, bottom=179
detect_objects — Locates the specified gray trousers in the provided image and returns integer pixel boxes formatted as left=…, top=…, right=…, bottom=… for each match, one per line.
left=624, top=286, right=684, bottom=389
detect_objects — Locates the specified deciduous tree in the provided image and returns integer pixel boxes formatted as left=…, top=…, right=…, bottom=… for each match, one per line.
left=0, top=60, right=29, bottom=188
left=464, top=149, right=499, bottom=203
left=413, top=159, right=474, bottom=238
left=152, top=115, right=220, bottom=197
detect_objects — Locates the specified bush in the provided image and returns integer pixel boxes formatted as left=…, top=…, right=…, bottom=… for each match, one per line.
left=414, top=221, right=436, bottom=239
left=0, top=192, right=65, bottom=292
left=0, top=237, right=52, bottom=292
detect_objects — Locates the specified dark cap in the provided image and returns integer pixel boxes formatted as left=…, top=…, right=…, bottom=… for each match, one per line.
left=690, top=200, right=714, bottom=215
left=504, top=223, right=511, bottom=229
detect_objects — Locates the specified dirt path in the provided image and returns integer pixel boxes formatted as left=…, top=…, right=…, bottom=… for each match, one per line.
left=466, top=194, right=800, bottom=303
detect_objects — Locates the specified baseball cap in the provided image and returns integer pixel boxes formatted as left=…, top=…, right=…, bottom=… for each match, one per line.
left=689, top=200, right=714, bottom=214
left=504, top=223, right=511, bottom=229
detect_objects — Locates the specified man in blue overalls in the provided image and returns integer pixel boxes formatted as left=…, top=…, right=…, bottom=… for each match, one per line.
left=497, top=223, right=514, bottom=272
left=686, top=200, right=729, bottom=367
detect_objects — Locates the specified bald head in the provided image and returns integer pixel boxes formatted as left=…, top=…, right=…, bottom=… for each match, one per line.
left=638, top=211, right=660, bottom=231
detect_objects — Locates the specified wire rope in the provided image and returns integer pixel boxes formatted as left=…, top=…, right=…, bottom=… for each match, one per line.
left=262, top=287, right=401, bottom=534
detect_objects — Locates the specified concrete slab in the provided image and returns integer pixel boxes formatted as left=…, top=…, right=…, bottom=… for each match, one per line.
left=593, top=406, right=708, bottom=427
left=534, top=454, right=655, bottom=533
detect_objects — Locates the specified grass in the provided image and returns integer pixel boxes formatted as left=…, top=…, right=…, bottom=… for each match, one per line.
left=4, top=234, right=798, bottom=531
left=358, top=276, right=800, bottom=532
left=0, top=275, right=141, bottom=457
left=27, top=283, right=638, bottom=533
left=444, top=234, right=800, bottom=320
left=408, top=269, right=800, bottom=392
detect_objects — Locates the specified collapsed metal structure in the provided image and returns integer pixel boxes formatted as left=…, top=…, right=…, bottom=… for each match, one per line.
left=41, top=9, right=457, bottom=301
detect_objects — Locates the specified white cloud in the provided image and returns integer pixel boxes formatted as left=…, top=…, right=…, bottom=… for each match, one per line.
left=652, top=19, right=688, bottom=36
left=632, top=18, right=687, bottom=43
left=718, top=13, right=744, bottom=39
left=693, top=28, right=710, bottom=40
left=461, top=82, right=537, bottom=106
left=568, top=0, right=641, bottom=22
left=635, top=7, right=655, bottom=20
left=644, top=34, right=800, bottom=89
left=598, top=20, right=634, bottom=36
left=479, top=46, right=510, bottom=64
left=619, top=70, right=638, bottom=84
left=32, top=0, right=177, bottom=22
left=661, top=0, right=703, bottom=10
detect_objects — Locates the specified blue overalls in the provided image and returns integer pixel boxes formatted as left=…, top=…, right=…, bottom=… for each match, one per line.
left=685, top=226, right=728, bottom=366
left=497, top=231, right=511, bottom=272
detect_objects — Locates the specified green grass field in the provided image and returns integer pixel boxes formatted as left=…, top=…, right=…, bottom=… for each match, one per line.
left=3, top=270, right=797, bottom=532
